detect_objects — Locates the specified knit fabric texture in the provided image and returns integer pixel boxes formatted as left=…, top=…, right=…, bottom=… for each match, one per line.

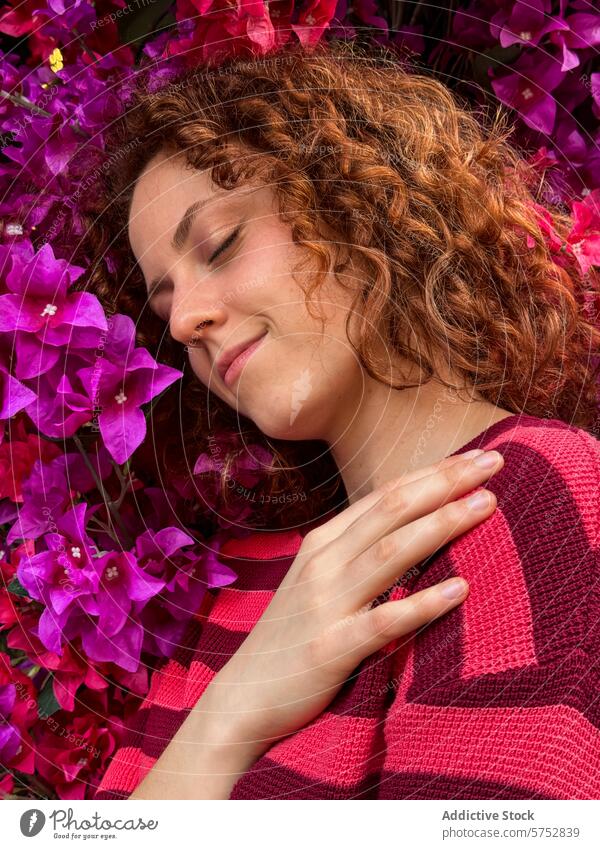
left=94, top=413, right=600, bottom=800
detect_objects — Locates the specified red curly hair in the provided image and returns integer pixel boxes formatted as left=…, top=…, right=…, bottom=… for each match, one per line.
left=77, top=38, right=600, bottom=531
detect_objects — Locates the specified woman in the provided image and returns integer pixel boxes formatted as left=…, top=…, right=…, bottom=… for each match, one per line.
left=81, top=40, right=600, bottom=799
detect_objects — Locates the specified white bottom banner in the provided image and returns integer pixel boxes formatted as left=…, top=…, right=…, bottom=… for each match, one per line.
left=1, top=799, right=598, bottom=848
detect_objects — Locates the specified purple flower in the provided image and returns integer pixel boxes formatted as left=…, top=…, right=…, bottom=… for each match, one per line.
left=490, top=51, right=565, bottom=135
left=6, top=454, right=71, bottom=544
left=32, top=0, right=96, bottom=40
left=0, top=240, right=107, bottom=379
left=75, top=550, right=165, bottom=670
left=0, top=684, right=20, bottom=763
left=491, top=0, right=569, bottom=50
left=24, top=349, right=95, bottom=438
left=0, top=363, right=36, bottom=440
left=548, top=11, right=600, bottom=72
left=18, top=503, right=99, bottom=652
left=78, top=314, right=182, bottom=464
left=135, top=527, right=237, bottom=655
left=4, top=112, right=82, bottom=179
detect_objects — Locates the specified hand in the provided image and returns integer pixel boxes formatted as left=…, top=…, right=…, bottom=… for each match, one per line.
left=198, top=448, right=504, bottom=759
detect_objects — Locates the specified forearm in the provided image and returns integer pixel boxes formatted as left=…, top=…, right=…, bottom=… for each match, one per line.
left=129, top=689, right=265, bottom=800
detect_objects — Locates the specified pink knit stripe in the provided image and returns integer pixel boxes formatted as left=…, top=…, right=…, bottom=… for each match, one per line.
left=220, top=530, right=305, bottom=560
left=137, top=660, right=182, bottom=710
left=206, top=587, right=274, bottom=629
left=383, top=702, right=600, bottom=798
left=265, top=714, right=381, bottom=785
left=451, top=506, right=537, bottom=677
left=184, top=659, right=218, bottom=707
left=138, top=662, right=189, bottom=710
left=98, top=747, right=154, bottom=795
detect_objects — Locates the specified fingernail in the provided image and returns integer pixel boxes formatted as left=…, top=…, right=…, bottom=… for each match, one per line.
left=473, top=450, right=502, bottom=469
left=466, top=490, right=490, bottom=510
left=440, top=579, right=468, bottom=599
left=461, top=449, right=485, bottom=459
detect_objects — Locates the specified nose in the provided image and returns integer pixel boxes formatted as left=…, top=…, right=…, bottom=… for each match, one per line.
left=167, top=277, right=227, bottom=347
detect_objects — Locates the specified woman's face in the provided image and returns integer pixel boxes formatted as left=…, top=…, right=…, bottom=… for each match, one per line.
left=127, top=149, right=375, bottom=442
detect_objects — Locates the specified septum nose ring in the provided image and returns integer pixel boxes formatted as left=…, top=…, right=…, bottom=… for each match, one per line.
left=188, top=319, right=211, bottom=347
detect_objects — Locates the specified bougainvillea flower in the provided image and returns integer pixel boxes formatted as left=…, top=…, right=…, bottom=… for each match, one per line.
left=548, top=12, right=600, bottom=72
left=18, top=502, right=99, bottom=616
left=566, top=189, right=600, bottom=275
left=78, top=314, right=182, bottom=464
left=6, top=454, right=73, bottom=545
left=24, top=349, right=95, bottom=437
left=491, top=0, right=569, bottom=51
left=490, top=51, right=565, bottom=135
left=0, top=417, right=61, bottom=502
left=134, top=527, right=237, bottom=656
left=0, top=240, right=107, bottom=379
left=35, top=705, right=121, bottom=799
left=0, top=364, right=36, bottom=439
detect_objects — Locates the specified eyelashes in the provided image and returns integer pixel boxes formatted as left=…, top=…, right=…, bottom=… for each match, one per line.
left=208, top=225, right=241, bottom=264
left=151, top=225, right=242, bottom=322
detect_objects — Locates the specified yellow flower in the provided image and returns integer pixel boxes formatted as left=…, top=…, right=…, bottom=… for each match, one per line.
left=49, top=48, right=64, bottom=73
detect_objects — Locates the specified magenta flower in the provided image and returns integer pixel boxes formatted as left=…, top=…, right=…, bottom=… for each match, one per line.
left=17, top=503, right=98, bottom=624
left=548, top=10, right=600, bottom=72
left=0, top=363, right=36, bottom=441
left=0, top=684, right=20, bottom=763
left=0, top=240, right=107, bottom=380
left=135, top=527, right=237, bottom=656
left=24, top=349, right=95, bottom=438
left=491, top=0, right=569, bottom=51
left=76, top=550, right=165, bottom=670
left=78, top=314, right=182, bottom=464
left=490, top=51, right=565, bottom=135
left=6, top=455, right=72, bottom=545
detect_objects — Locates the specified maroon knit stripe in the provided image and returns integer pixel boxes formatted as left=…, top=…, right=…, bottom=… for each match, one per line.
left=94, top=786, right=130, bottom=800
left=375, top=771, right=552, bottom=800
left=139, top=705, right=190, bottom=760
left=401, top=654, right=599, bottom=723
left=224, top=554, right=298, bottom=591
left=230, top=757, right=380, bottom=799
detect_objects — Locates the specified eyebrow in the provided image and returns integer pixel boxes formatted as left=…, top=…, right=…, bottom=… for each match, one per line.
left=145, top=198, right=210, bottom=300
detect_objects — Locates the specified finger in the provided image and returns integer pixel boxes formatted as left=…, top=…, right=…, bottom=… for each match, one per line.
left=301, top=448, right=487, bottom=553
left=346, top=577, right=469, bottom=662
left=346, top=485, right=496, bottom=609
left=328, top=449, right=504, bottom=568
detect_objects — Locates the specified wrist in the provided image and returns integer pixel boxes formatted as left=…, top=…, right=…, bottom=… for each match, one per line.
left=190, top=680, right=271, bottom=764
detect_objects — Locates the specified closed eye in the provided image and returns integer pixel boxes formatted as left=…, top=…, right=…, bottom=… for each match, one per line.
left=208, top=226, right=241, bottom=264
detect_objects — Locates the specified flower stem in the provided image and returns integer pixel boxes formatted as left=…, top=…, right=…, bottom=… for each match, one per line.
left=72, top=435, right=134, bottom=548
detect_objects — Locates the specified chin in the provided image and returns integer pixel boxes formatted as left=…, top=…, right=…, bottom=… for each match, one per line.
left=245, top=400, right=320, bottom=442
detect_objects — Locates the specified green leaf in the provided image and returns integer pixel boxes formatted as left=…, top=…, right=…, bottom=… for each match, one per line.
left=7, top=577, right=29, bottom=598
left=37, top=676, right=61, bottom=718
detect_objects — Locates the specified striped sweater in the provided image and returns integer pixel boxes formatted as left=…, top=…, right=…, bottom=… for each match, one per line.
left=94, top=412, right=600, bottom=800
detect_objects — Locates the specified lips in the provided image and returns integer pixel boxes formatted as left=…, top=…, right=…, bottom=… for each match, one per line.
left=216, top=330, right=268, bottom=387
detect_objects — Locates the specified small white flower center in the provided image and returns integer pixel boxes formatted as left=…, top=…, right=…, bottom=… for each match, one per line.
left=105, top=565, right=119, bottom=581
left=305, top=13, right=315, bottom=24
left=521, top=87, right=534, bottom=101
left=519, top=31, right=532, bottom=41
left=40, top=303, right=58, bottom=317
left=114, top=390, right=127, bottom=405
left=71, top=546, right=81, bottom=559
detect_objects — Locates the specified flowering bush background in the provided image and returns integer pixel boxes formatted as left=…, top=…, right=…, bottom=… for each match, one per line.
left=0, top=0, right=598, bottom=799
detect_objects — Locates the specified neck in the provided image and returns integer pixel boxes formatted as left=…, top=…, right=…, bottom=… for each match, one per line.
left=327, top=371, right=513, bottom=506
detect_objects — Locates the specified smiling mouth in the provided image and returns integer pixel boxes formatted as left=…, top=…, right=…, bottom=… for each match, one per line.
left=222, top=331, right=268, bottom=388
